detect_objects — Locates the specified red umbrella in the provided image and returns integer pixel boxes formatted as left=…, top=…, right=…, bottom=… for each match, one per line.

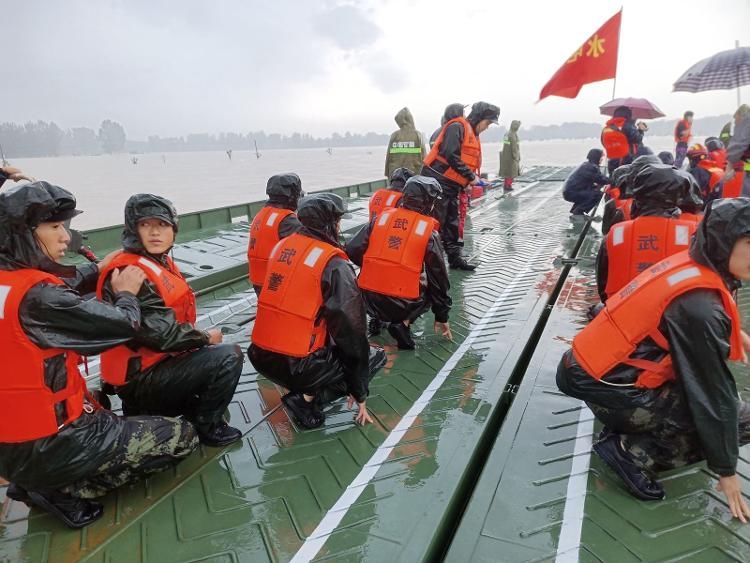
left=599, top=97, right=666, bottom=119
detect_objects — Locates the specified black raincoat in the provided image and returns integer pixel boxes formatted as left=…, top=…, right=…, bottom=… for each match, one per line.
left=595, top=164, right=698, bottom=302
left=563, top=149, right=609, bottom=214
left=99, top=194, right=243, bottom=431
left=346, top=177, right=452, bottom=324
left=248, top=194, right=372, bottom=403
left=0, top=182, right=173, bottom=491
left=559, top=198, right=750, bottom=476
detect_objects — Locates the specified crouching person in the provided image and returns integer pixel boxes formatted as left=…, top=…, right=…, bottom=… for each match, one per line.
left=347, top=176, right=452, bottom=349
left=97, top=194, right=243, bottom=447
left=248, top=193, right=386, bottom=429
left=0, top=182, right=198, bottom=529
left=557, top=198, right=750, bottom=522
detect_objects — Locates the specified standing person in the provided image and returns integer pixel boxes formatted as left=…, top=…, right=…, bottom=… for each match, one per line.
left=499, top=120, right=521, bottom=191
left=562, top=149, right=609, bottom=218
left=557, top=198, right=750, bottom=522
left=673, top=111, right=694, bottom=169
left=248, top=194, right=387, bottom=429
left=601, top=106, right=644, bottom=174
left=0, top=182, right=198, bottom=529
left=724, top=104, right=750, bottom=197
left=385, top=107, right=426, bottom=179
left=347, top=176, right=452, bottom=350
left=423, top=101, right=501, bottom=270
left=97, top=194, right=244, bottom=447
left=248, top=173, right=304, bottom=295
left=429, top=103, right=465, bottom=148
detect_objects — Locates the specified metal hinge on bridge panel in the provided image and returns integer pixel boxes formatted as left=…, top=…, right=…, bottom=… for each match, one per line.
left=504, top=384, right=519, bottom=395
left=561, top=258, right=579, bottom=266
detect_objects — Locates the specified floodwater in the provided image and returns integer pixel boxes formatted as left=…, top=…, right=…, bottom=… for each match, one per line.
left=12, top=135, right=677, bottom=229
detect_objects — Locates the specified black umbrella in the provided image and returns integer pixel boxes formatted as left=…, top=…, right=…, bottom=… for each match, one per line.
left=673, top=46, right=750, bottom=101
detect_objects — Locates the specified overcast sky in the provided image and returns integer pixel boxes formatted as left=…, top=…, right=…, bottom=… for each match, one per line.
left=3, top=0, right=749, bottom=139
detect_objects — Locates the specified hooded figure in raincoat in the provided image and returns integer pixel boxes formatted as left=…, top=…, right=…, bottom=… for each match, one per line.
left=499, top=120, right=521, bottom=190
left=558, top=198, right=750, bottom=522
left=248, top=193, right=386, bottom=430
left=0, top=182, right=198, bottom=529
left=97, top=194, right=244, bottom=448
left=385, top=107, right=426, bottom=179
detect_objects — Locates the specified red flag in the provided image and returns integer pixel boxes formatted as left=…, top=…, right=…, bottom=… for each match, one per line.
left=538, top=10, right=622, bottom=101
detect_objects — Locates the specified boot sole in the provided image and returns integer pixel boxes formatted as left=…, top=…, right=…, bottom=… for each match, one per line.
left=27, top=491, right=104, bottom=529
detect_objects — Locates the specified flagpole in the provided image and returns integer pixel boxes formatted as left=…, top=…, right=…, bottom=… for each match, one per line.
left=612, top=7, right=623, bottom=99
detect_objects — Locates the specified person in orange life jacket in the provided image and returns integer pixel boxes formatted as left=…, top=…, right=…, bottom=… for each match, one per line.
left=248, top=173, right=303, bottom=295
left=422, top=101, right=500, bottom=271
left=723, top=105, right=750, bottom=197
left=595, top=164, right=701, bottom=302
left=368, top=166, right=413, bottom=222
left=98, top=194, right=243, bottom=447
left=603, top=155, right=665, bottom=234
left=562, top=148, right=609, bottom=218
left=705, top=137, right=728, bottom=169
left=602, top=164, right=632, bottom=235
left=602, top=106, right=645, bottom=174
left=248, top=193, right=387, bottom=429
left=673, top=110, right=694, bottom=169
left=346, top=176, right=452, bottom=350
left=686, top=143, right=723, bottom=202
left=557, top=199, right=750, bottom=519
left=0, top=182, right=199, bottom=529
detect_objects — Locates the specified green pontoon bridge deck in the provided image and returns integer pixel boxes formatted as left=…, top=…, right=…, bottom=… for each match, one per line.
left=2, top=167, right=749, bottom=562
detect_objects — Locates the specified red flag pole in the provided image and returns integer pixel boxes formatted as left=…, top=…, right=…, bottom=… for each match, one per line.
left=612, top=7, right=623, bottom=99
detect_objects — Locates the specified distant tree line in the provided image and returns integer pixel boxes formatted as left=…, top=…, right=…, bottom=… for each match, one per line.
left=0, top=120, right=127, bottom=158
left=0, top=114, right=733, bottom=159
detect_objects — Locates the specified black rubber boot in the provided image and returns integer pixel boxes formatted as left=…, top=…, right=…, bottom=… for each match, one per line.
left=593, top=433, right=665, bottom=501
left=282, top=392, right=325, bottom=429
left=387, top=322, right=416, bottom=350
left=368, top=317, right=382, bottom=337
left=26, top=489, right=104, bottom=529
left=197, top=422, right=242, bottom=447
left=315, top=346, right=387, bottom=405
left=369, top=345, right=387, bottom=375
left=6, top=483, right=31, bottom=506
left=449, top=257, right=477, bottom=271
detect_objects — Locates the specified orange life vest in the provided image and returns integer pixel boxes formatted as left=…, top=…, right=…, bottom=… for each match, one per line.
left=604, top=216, right=698, bottom=299
left=252, top=233, right=346, bottom=358
left=605, top=185, right=621, bottom=200
left=96, top=253, right=197, bottom=385
left=723, top=170, right=745, bottom=199
left=424, top=117, right=482, bottom=187
left=357, top=208, right=437, bottom=299
left=674, top=118, right=692, bottom=143
left=248, top=206, right=295, bottom=286
left=573, top=251, right=742, bottom=389
left=369, top=189, right=403, bottom=220
left=678, top=212, right=703, bottom=225
left=0, top=269, right=85, bottom=442
left=601, top=117, right=631, bottom=159
left=697, top=159, right=724, bottom=191
left=614, top=197, right=634, bottom=221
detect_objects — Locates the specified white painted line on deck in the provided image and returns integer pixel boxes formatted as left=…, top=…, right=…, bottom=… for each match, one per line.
left=555, top=405, right=595, bottom=563
left=290, top=250, right=545, bottom=563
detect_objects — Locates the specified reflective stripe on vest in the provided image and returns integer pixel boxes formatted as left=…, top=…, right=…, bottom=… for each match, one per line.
left=573, top=251, right=743, bottom=389
left=0, top=269, right=85, bottom=442
left=605, top=216, right=698, bottom=299
left=369, top=189, right=403, bottom=220
left=248, top=206, right=295, bottom=286
left=358, top=208, right=437, bottom=299
left=389, top=145, right=422, bottom=154
left=96, top=253, right=197, bottom=385
left=424, top=117, right=482, bottom=187
left=252, top=234, right=346, bottom=358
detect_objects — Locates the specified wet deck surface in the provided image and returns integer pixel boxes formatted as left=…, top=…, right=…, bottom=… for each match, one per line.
left=3, top=166, right=748, bottom=562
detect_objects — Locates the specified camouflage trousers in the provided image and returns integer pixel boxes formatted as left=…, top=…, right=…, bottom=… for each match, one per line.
left=61, top=415, right=198, bottom=499
left=588, top=383, right=750, bottom=474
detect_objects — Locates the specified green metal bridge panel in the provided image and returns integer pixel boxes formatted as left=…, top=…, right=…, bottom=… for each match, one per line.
left=445, top=230, right=750, bottom=562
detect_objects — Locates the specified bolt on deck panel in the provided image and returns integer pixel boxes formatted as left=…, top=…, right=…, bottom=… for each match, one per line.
left=446, top=231, right=750, bottom=563
left=1, top=168, right=596, bottom=563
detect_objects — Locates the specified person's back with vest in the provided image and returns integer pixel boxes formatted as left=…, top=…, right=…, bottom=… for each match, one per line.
left=368, top=167, right=413, bottom=222
left=247, top=173, right=303, bottom=294
left=347, top=176, right=453, bottom=350
left=596, top=163, right=702, bottom=302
